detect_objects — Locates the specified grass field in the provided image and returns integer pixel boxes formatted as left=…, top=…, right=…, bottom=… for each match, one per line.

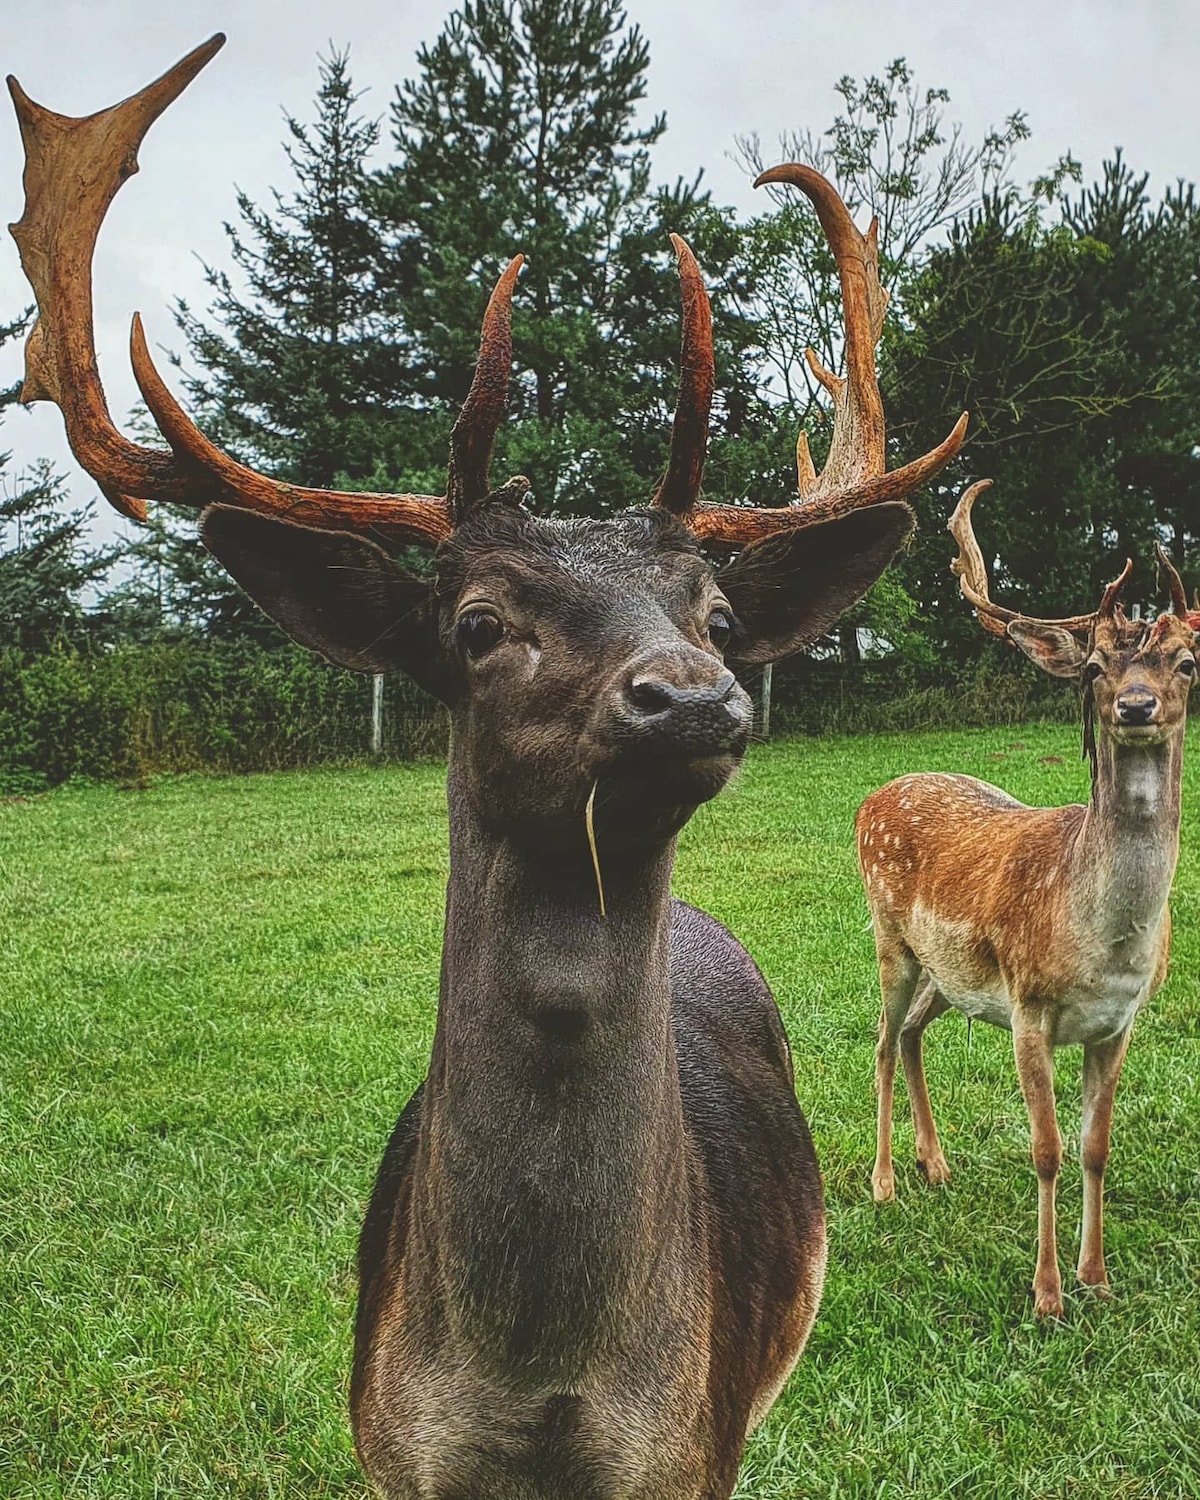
left=2, top=723, right=1199, bottom=1498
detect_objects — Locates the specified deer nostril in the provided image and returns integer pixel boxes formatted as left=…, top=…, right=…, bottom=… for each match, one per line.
left=629, top=676, right=676, bottom=713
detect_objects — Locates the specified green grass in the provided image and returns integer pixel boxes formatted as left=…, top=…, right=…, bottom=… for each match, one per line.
left=2, top=723, right=1198, bottom=1498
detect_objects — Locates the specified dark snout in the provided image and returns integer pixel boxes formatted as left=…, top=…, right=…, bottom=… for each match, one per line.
left=612, top=647, right=752, bottom=758
left=1115, top=685, right=1160, bottom=727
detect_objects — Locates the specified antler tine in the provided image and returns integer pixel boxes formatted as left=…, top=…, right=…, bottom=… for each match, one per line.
left=8, top=37, right=454, bottom=548
left=6, top=34, right=229, bottom=521
left=1097, top=559, right=1134, bottom=621
left=753, top=164, right=966, bottom=516
left=759, top=163, right=887, bottom=498
left=949, top=479, right=1099, bottom=641
left=447, top=255, right=525, bottom=523
left=653, top=234, right=714, bottom=517
left=129, top=314, right=452, bottom=543
left=948, top=480, right=1020, bottom=638
left=1154, top=543, right=1190, bottom=617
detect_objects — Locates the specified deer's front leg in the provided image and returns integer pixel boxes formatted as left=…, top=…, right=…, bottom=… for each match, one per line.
left=1077, top=1028, right=1132, bottom=1294
left=872, top=941, right=920, bottom=1203
left=1011, top=1009, right=1063, bottom=1318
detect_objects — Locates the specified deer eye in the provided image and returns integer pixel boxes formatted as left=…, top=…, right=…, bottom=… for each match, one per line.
left=1178, top=655, right=1196, bottom=677
left=457, top=610, right=504, bottom=660
left=707, top=609, right=733, bottom=650
left=1084, top=660, right=1104, bottom=682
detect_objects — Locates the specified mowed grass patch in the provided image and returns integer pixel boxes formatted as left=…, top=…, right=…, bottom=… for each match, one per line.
left=0, top=724, right=1197, bottom=1497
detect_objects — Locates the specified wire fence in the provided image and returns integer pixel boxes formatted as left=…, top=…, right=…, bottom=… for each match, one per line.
left=1, top=639, right=1095, bottom=794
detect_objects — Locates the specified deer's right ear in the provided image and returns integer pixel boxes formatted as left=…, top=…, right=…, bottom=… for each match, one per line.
left=718, top=503, right=915, bottom=665
left=201, top=506, right=450, bottom=701
left=1006, top=619, right=1087, bottom=678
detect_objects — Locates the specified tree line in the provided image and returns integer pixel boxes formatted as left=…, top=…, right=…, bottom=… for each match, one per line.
left=3, top=0, right=1198, bottom=674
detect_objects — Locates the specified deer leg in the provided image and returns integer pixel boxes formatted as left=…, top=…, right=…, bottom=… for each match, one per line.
left=872, top=940, right=920, bottom=1203
left=900, top=979, right=952, bottom=1186
left=1077, top=1028, right=1132, bottom=1294
left=1011, top=1010, right=1063, bottom=1318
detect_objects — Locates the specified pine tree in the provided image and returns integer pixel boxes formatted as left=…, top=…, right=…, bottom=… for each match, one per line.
left=176, top=49, right=416, bottom=488
left=0, top=459, right=119, bottom=653
left=0, top=311, right=119, bottom=652
left=373, top=0, right=771, bottom=513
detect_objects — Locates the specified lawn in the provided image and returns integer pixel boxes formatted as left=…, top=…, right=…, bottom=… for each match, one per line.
left=2, top=723, right=1198, bottom=1498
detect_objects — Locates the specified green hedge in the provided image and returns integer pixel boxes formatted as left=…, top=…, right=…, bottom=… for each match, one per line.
left=0, top=641, right=446, bottom=792
left=1, top=640, right=1096, bottom=793
left=763, top=655, right=1079, bottom=738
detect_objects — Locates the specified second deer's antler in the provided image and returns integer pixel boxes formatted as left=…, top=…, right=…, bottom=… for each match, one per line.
left=950, top=480, right=1130, bottom=639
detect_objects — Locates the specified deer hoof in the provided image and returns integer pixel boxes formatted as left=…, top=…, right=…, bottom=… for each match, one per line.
left=1077, top=1264, right=1111, bottom=1297
left=1033, top=1286, right=1065, bottom=1320
left=919, top=1153, right=951, bottom=1187
left=871, top=1169, right=896, bottom=1203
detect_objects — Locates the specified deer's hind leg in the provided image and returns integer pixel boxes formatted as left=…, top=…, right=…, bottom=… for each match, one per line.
left=872, top=930, right=921, bottom=1203
left=901, top=978, right=952, bottom=1186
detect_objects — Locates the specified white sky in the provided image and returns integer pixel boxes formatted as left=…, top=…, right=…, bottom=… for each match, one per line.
left=2, top=0, right=1198, bottom=546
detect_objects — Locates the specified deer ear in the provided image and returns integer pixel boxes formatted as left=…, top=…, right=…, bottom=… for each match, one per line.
left=1006, top=619, right=1087, bottom=678
left=718, top=503, right=915, bottom=666
left=200, top=506, right=450, bottom=701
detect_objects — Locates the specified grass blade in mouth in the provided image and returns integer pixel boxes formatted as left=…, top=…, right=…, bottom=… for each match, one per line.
left=585, top=780, right=606, bottom=918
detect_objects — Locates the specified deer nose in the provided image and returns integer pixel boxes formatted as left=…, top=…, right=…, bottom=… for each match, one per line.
left=628, top=669, right=738, bottom=715
left=1116, top=686, right=1159, bottom=725
left=617, top=651, right=750, bottom=754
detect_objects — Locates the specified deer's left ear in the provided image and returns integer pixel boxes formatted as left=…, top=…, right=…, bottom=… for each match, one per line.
left=718, top=503, right=915, bottom=665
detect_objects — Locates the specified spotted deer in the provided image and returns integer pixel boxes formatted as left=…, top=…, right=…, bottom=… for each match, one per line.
left=9, top=36, right=969, bottom=1496
left=860, top=480, right=1197, bottom=1318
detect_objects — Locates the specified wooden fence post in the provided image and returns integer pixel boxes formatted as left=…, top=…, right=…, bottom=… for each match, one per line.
left=371, top=673, right=384, bottom=757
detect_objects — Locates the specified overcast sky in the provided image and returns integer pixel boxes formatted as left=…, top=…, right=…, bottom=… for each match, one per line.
left=2, top=0, right=1197, bottom=546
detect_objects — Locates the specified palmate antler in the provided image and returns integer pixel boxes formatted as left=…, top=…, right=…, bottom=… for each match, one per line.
left=653, top=163, right=969, bottom=545
left=8, top=37, right=967, bottom=555
left=6, top=34, right=521, bottom=548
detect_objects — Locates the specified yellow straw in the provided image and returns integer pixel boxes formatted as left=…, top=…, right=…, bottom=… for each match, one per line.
left=585, top=781, right=606, bottom=918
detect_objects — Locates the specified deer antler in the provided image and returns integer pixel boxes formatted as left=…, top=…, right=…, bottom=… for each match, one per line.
left=949, top=480, right=1121, bottom=641
left=652, top=234, right=714, bottom=516
left=655, top=164, right=967, bottom=545
left=7, top=37, right=521, bottom=547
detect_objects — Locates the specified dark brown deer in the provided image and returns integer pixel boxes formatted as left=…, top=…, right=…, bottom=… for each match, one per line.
left=9, top=37, right=966, bottom=1496
left=861, top=481, right=1198, bottom=1319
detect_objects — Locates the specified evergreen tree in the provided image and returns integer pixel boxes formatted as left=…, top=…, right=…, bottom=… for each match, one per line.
left=373, top=0, right=772, bottom=513
left=0, top=311, right=117, bottom=652
left=0, top=459, right=118, bottom=653
left=175, top=49, right=415, bottom=488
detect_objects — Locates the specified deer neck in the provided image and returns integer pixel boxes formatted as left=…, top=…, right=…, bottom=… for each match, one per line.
left=1077, top=729, right=1185, bottom=933
left=409, top=758, right=694, bottom=1377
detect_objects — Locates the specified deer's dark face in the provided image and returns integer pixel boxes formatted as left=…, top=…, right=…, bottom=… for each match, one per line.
left=200, top=495, right=913, bottom=850
left=436, top=508, right=752, bottom=845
